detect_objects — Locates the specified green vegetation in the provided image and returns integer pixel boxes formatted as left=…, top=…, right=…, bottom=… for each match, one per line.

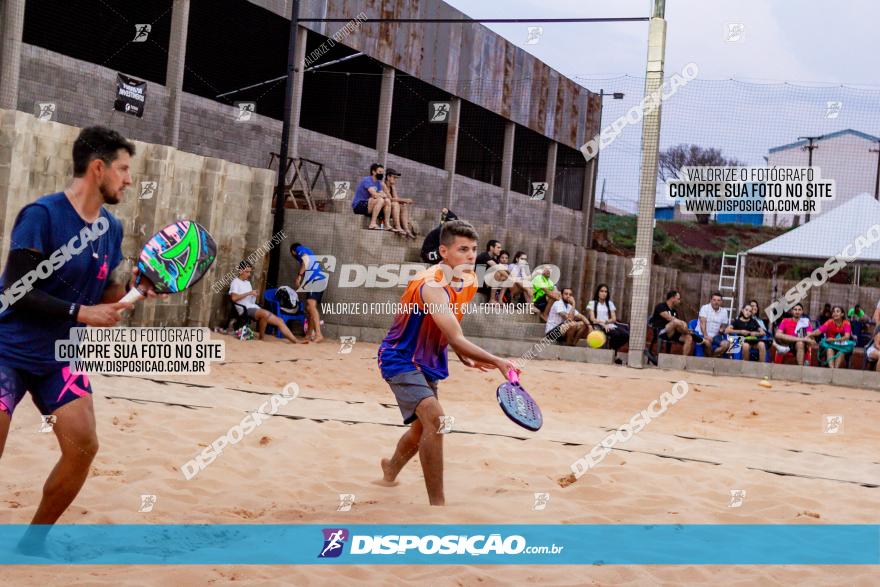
left=593, top=212, right=880, bottom=286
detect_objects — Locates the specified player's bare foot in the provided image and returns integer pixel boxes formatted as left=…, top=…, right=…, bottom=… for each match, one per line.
left=312, top=334, right=324, bottom=343
left=373, top=458, right=400, bottom=486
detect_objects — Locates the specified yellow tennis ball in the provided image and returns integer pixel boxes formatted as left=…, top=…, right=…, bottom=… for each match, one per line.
left=587, top=329, right=606, bottom=349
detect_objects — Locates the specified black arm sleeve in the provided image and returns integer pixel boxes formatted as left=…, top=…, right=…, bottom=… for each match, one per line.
left=2, top=249, right=81, bottom=320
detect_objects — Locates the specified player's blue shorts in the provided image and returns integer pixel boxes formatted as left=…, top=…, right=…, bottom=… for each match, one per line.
left=0, top=362, right=92, bottom=417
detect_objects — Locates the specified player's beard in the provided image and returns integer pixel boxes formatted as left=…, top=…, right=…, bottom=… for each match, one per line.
left=99, top=180, right=121, bottom=205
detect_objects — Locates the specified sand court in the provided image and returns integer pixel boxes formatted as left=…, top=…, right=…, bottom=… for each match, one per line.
left=2, top=336, right=878, bottom=584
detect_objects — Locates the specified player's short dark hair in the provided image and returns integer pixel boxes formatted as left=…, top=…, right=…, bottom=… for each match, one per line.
left=711, top=291, right=722, bottom=299
left=369, top=163, right=384, bottom=174
left=486, top=239, right=500, bottom=251
left=792, top=302, right=804, bottom=310
left=290, top=242, right=301, bottom=253
left=440, top=220, right=479, bottom=248
left=238, top=260, right=253, bottom=272
left=666, top=290, right=679, bottom=300
left=561, top=286, right=572, bottom=294
left=72, top=126, right=135, bottom=177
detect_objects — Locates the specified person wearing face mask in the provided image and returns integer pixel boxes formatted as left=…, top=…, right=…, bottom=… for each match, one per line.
left=352, top=163, right=391, bottom=230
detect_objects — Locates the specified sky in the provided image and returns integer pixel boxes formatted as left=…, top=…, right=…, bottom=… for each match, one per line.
left=443, top=0, right=880, bottom=212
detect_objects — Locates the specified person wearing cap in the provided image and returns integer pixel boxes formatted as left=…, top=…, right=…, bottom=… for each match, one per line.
left=383, top=168, right=416, bottom=238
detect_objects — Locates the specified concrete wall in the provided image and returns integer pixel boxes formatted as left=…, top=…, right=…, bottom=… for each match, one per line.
left=16, top=43, right=588, bottom=246
left=0, top=108, right=275, bottom=327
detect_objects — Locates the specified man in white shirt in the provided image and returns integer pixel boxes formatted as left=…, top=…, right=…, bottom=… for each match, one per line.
left=698, top=292, right=731, bottom=356
left=229, top=261, right=306, bottom=344
left=545, top=287, right=591, bottom=346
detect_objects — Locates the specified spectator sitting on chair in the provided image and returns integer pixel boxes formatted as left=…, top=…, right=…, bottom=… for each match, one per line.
left=807, top=305, right=852, bottom=369
left=290, top=242, right=325, bottom=343
left=773, top=303, right=817, bottom=365
left=649, top=290, right=694, bottom=356
left=229, top=261, right=306, bottom=344
left=352, top=163, right=390, bottom=230
left=420, top=208, right=458, bottom=263
left=545, top=287, right=591, bottom=346
left=698, top=292, right=731, bottom=357
left=725, top=304, right=767, bottom=362
left=586, top=283, right=630, bottom=351
left=508, top=251, right=534, bottom=304
left=819, top=303, right=833, bottom=324
left=383, top=168, right=416, bottom=238
left=865, top=323, right=880, bottom=370
left=532, top=265, right=561, bottom=321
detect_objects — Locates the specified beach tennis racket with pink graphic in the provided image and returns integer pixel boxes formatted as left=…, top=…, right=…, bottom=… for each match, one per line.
left=496, top=369, right=543, bottom=431
left=120, top=220, right=217, bottom=304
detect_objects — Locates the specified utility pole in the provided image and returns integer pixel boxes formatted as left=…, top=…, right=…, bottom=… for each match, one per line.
left=267, top=0, right=301, bottom=288
left=797, top=135, right=821, bottom=224
left=627, top=0, right=667, bottom=368
left=871, top=139, right=880, bottom=201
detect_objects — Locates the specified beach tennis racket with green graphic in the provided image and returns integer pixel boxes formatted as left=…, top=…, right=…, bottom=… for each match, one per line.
left=120, top=220, right=217, bottom=304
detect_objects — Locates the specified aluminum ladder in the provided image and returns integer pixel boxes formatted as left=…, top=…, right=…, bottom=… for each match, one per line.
left=718, top=252, right=738, bottom=318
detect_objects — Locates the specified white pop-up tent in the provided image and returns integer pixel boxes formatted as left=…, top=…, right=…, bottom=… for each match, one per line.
left=738, top=193, right=880, bottom=309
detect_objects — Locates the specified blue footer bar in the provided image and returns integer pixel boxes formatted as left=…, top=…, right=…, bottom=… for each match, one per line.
left=1, top=524, right=877, bottom=565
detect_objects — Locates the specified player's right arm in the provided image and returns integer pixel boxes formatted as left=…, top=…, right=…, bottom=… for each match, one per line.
left=421, top=283, right=519, bottom=379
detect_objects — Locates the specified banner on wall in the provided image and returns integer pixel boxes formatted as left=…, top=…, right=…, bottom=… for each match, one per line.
left=114, top=73, right=146, bottom=118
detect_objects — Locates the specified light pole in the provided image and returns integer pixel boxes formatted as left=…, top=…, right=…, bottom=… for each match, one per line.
left=627, top=0, right=667, bottom=368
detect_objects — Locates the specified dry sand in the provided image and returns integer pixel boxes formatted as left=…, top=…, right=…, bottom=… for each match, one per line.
left=2, top=336, right=878, bottom=585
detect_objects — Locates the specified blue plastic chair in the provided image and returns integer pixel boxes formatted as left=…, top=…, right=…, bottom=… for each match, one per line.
left=263, top=288, right=305, bottom=338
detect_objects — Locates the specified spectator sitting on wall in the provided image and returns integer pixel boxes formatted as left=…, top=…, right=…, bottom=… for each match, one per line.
left=229, top=261, right=306, bottom=344
left=749, top=299, right=770, bottom=333
left=290, top=242, right=326, bottom=343
left=492, top=250, right=511, bottom=304
left=352, top=163, right=390, bottom=230
left=847, top=304, right=867, bottom=323
left=531, top=265, right=561, bottom=321
left=773, top=303, right=817, bottom=365
left=697, top=292, right=731, bottom=357
left=586, top=283, right=630, bottom=351
left=508, top=251, right=534, bottom=305
left=382, top=168, right=416, bottom=239
left=807, top=304, right=853, bottom=369
left=865, top=322, right=880, bottom=370
left=545, top=287, right=591, bottom=346
left=649, top=290, right=695, bottom=356
left=420, top=208, right=458, bottom=263
left=475, top=239, right=502, bottom=304
left=725, top=304, right=767, bottom=362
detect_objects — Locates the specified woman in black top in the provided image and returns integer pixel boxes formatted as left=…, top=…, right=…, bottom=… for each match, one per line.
left=725, top=304, right=767, bottom=362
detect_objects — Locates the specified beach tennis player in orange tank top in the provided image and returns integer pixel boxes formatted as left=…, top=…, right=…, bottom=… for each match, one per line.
left=376, top=220, right=520, bottom=505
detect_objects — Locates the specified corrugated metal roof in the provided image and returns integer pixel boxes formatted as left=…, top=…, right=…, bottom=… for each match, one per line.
left=250, top=0, right=599, bottom=149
